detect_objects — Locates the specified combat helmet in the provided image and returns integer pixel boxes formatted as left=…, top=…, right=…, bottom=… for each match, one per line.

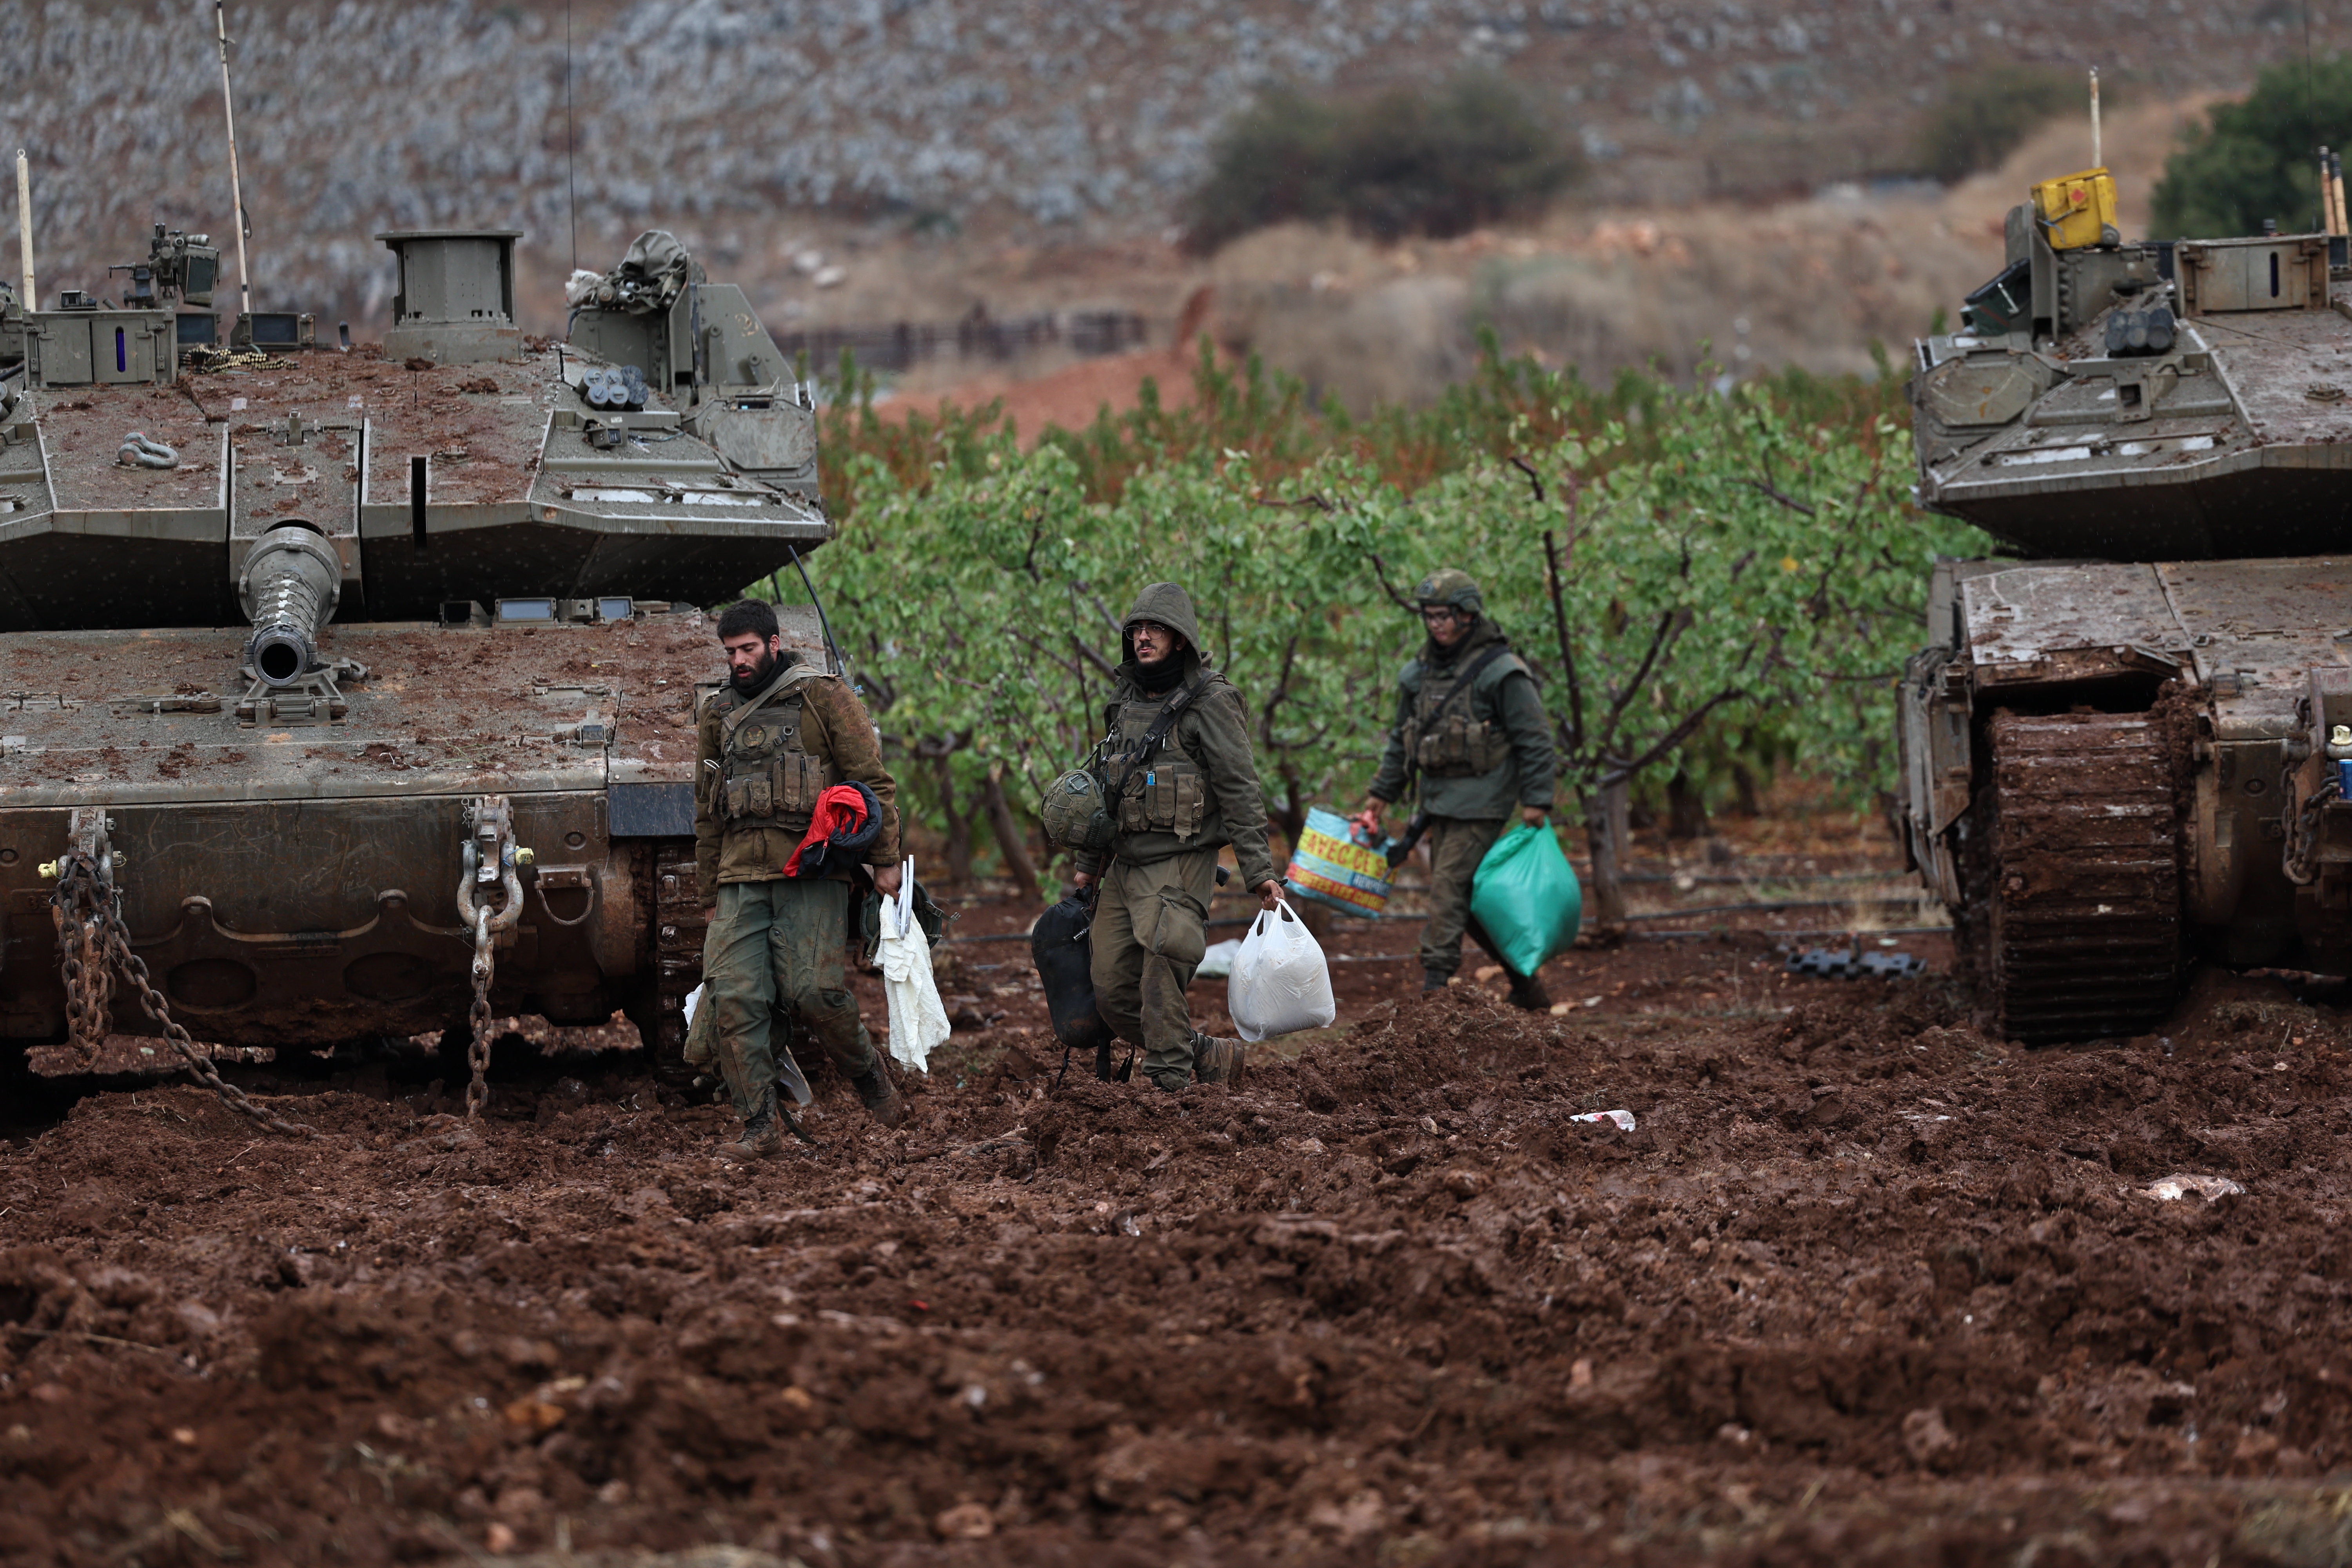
left=1413, top=568, right=1483, bottom=617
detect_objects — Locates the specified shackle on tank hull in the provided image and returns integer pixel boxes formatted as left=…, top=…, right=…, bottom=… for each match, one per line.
left=237, top=522, right=341, bottom=687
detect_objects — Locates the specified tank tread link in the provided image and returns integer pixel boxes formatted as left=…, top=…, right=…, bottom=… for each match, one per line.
left=1902, top=162, right=2352, bottom=1039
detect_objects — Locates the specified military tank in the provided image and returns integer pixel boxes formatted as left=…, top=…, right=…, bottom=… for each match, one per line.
left=1899, top=161, right=2352, bottom=1042
left=0, top=218, right=833, bottom=1091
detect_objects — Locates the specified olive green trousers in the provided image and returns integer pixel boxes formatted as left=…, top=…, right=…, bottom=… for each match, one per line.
left=1420, top=815, right=1508, bottom=979
left=1090, top=850, right=1219, bottom=1092
left=701, top=877, right=877, bottom=1118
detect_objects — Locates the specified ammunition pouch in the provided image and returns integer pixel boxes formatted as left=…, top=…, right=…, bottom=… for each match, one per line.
left=1118, top=754, right=1209, bottom=837
left=720, top=699, right=835, bottom=829
left=1407, top=642, right=1517, bottom=782
left=1414, top=713, right=1512, bottom=778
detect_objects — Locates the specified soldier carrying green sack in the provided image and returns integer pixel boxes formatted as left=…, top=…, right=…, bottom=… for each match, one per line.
left=1354, top=568, right=1559, bottom=1009
left=1044, top=583, right=1284, bottom=1093
left=694, top=599, right=909, bottom=1158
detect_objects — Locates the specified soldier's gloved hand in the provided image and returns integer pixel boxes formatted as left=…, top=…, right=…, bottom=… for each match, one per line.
left=1257, top=879, right=1285, bottom=912
left=1521, top=805, right=1548, bottom=828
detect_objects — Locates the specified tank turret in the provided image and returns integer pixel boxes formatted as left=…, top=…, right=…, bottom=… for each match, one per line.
left=1913, top=165, right=2352, bottom=559
left=1898, top=154, right=2352, bottom=1042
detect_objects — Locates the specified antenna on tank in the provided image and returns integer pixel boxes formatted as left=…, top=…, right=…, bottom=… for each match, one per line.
left=2089, top=67, right=2102, bottom=169
left=787, top=544, right=852, bottom=686
left=214, top=0, right=254, bottom=317
left=14, top=151, right=33, bottom=307
left=566, top=0, right=579, bottom=272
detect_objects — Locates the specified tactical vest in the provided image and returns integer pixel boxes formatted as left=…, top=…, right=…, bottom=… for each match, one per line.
left=1409, top=644, right=1516, bottom=779
left=1105, top=674, right=1209, bottom=839
left=712, top=674, right=837, bottom=833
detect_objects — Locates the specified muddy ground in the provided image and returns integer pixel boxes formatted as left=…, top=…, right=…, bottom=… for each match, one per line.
left=5, top=827, right=2352, bottom=1566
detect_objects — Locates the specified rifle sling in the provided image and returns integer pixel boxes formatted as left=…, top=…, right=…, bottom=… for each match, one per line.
left=1406, top=642, right=1513, bottom=782
left=720, top=659, right=827, bottom=748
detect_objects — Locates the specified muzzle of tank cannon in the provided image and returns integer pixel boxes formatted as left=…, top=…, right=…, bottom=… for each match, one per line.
left=237, top=523, right=341, bottom=688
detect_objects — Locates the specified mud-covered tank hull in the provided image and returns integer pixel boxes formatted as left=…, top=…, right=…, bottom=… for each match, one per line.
left=0, top=793, right=646, bottom=1043
left=0, top=608, right=829, bottom=1073
left=1898, top=554, right=2352, bottom=1041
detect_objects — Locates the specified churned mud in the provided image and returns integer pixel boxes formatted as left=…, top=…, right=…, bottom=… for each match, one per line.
left=4, top=901, right=2352, bottom=1565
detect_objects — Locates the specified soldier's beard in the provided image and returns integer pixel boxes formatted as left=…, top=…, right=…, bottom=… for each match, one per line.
left=729, top=651, right=777, bottom=694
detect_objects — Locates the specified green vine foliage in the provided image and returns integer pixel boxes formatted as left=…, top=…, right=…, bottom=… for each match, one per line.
left=790, top=350, right=1989, bottom=887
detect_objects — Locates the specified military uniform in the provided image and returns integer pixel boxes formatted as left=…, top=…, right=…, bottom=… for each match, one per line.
left=1366, top=571, right=1557, bottom=994
left=1072, top=583, right=1279, bottom=1093
left=694, top=652, right=904, bottom=1143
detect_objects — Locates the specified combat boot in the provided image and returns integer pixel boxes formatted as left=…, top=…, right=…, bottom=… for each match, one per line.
left=729, top=1084, right=785, bottom=1160
left=851, top=1063, right=907, bottom=1129
left=1191, top=1033, right=1247, bottom=1086
left=1423, top=969, right=1450, bottom=994
left=1506, top=971, right=1553, bottom=1012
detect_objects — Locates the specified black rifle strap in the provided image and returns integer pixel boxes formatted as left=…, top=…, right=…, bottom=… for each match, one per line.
left=1418, top=642, right=1512, bottom=732
left=1404, top=642, right=1514, bottom=790
left=1114, top=669, right=1208, bottom=773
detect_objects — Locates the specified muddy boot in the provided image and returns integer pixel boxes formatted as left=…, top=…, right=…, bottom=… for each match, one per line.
left=1143, top=1069, right=1188, bottom=1094
left=1423, top=969, right=1450, bottom=994
left=1506, top=971, right=1553, bottom=1012
left=729, top=1084, right=785, bottom=1160
left=851, top=1063, right=907, bottom=1129
left=1191, top=1033, right=1247, bottom=1086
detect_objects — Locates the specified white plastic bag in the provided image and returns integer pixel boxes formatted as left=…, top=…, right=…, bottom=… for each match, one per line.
left=1195, top=938, right=1243, bottom=980
left=1226, top=896, right=1336, bottom=1042
left=877, top=857, right=949, bottom=1072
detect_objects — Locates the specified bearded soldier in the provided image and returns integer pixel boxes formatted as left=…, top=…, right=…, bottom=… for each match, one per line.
left=1355, top=569, right=1558, bottom=1009
left=695, top=599, right=907, bottom=1156
left=1070, top=583, right=1283, bottom=1093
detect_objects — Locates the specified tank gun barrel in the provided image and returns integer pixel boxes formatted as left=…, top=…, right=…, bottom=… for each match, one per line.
left=237, top=524, right=339, bottom=687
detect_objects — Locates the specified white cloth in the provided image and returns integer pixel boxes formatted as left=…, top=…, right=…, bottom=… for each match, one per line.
left=1227, top=896, right=1336, bottom=1042
left=877, top=857, right=949, bottom=1072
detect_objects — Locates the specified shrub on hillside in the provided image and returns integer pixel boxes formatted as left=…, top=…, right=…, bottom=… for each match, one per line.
left=1912, top=66, right=2084, bottom=184
left=2152, top=56, right=2352, bottom=237
left=1183, top=72, right=1578, bottom=252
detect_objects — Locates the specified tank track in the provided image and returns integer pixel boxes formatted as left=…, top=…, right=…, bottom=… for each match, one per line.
left=1984, top=711, right=2183, bottom=1044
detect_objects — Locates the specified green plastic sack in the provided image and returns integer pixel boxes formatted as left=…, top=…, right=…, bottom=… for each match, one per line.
left=1469, top=824, right=1583, bottom=978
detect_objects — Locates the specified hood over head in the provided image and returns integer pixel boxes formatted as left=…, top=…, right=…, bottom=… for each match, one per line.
left=1122, top=581, right=1205, bottom=662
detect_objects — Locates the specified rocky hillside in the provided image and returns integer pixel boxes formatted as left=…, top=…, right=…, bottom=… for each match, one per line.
left=0, top=0, right=2318, bottom=338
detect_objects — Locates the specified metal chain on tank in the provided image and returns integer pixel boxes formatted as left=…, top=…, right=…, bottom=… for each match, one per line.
left=49, top=862, right=113, bottom=1069
left=464, top=901, right=497, bottom=1121
left=48, top=849, right=318, bottom=1139
left=455, top=795, right=530, bottom=1122
left=2283, top=771, right=2342, bottom=886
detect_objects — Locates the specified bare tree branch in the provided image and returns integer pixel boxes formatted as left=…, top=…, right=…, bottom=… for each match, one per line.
left=1365, top=552, right=1419, bottom=611
left=1595, top=608, right=1686, bottom=759
left=1541, top=526, right=1584, bottom=755
left=1739, top=477, right=1818, bottom=518
left=1610, top=685, right=1751, bottom=781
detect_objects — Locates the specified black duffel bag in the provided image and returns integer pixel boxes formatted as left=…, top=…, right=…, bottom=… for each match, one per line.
left=1031, top=893, right=1121, bottom=1082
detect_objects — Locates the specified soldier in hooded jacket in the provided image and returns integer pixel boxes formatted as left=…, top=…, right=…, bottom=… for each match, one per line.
left=1356, top=569, right=1558, bottom=1009
left=1071, top=583, right=1285, bottom=1093
left=694, top=598, right=907, bottom=1157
